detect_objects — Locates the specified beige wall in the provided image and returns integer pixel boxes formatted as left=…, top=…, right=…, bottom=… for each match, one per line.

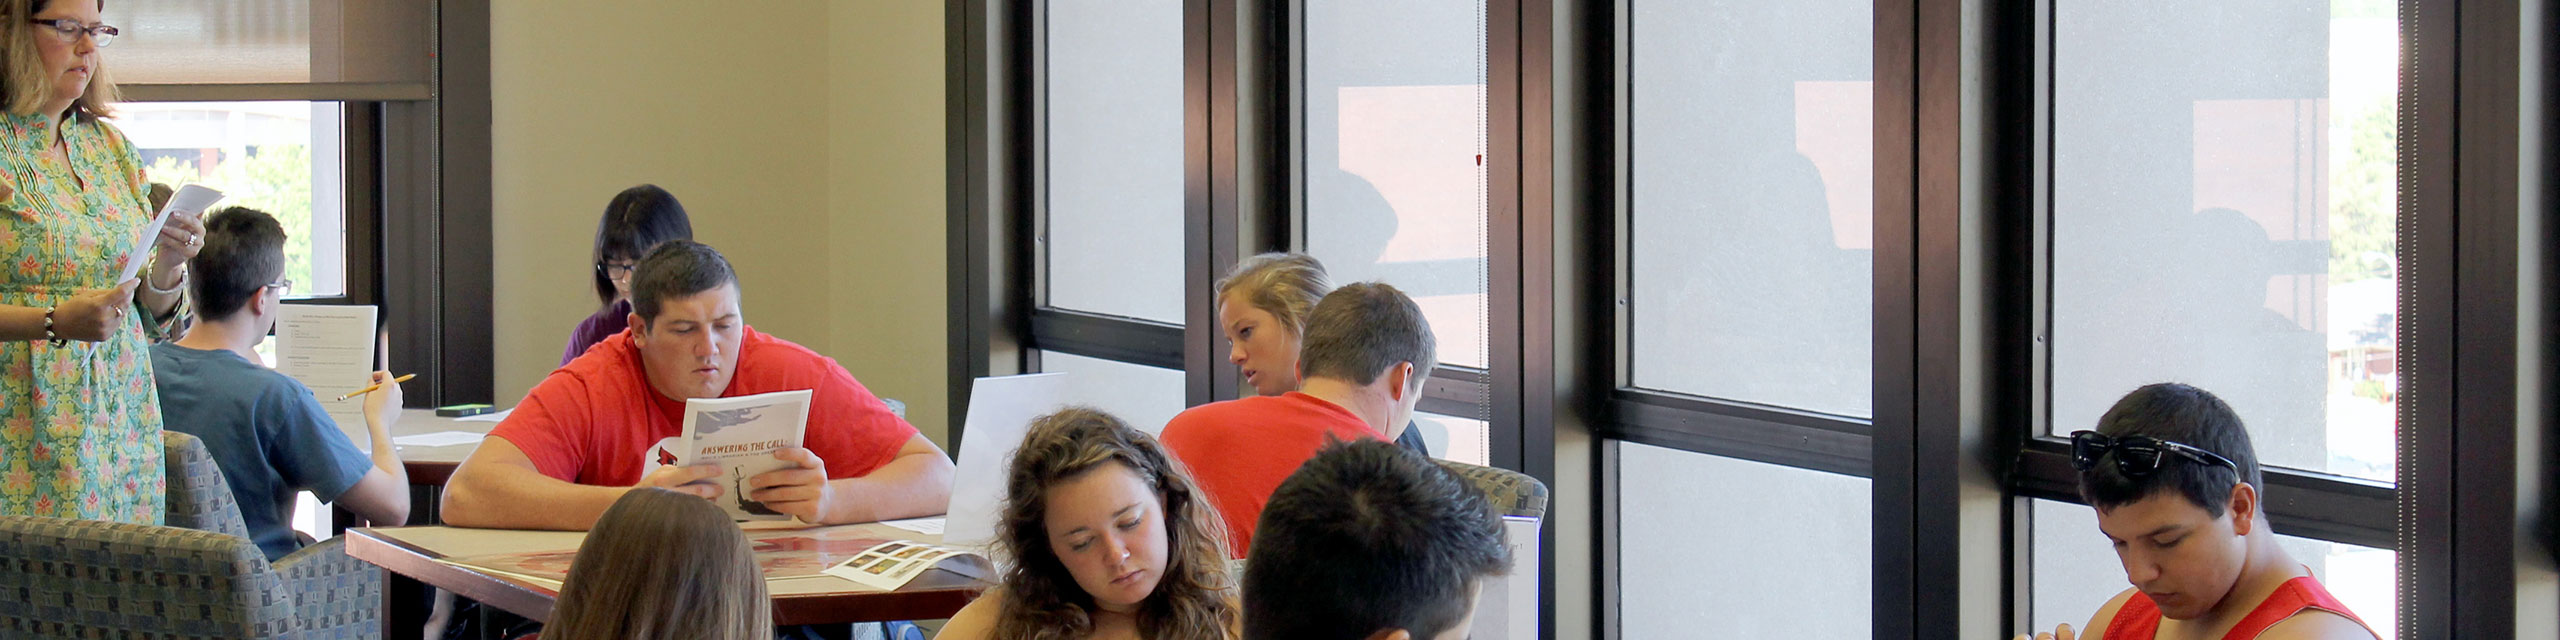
left=489, top=1, right=950, bottom=444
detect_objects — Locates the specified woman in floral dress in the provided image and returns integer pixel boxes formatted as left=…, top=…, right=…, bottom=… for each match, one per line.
left=0, top=0, right=202, bottom=524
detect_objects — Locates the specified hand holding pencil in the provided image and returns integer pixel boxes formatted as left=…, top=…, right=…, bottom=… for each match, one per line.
left=349, top=371, right=409, bottom=433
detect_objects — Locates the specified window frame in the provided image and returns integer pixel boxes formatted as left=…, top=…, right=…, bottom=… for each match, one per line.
left=957, top=0, right=2558, bottom=637
left=111, top=0, right=489, bottom=408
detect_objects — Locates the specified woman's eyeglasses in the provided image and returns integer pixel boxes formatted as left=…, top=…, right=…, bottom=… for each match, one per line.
left=595, top=262, right=636, bottom=280
left=2068, top=430, right=2239, bottom=477
left=28, top=18, right=116, bottom=47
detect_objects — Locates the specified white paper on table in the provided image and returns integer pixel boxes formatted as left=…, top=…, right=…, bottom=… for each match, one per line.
left=273, top=304, right=377, bottom=431
left=877, top=516, right=945, bottom=536
left=945, top=372, right=1071, bottom=553
left=391, top=431, right=484, bottom=448
left=114, top=184, right=223, bottom=285
left=453, top=408, right=515, bottom=423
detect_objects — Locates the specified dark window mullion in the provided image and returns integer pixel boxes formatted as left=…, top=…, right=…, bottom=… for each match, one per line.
left=2010, top=444, right=2395, bottom=550
left=1602, top=389, right=1873, bottom=478
left=1028, top=308, right=1186, bottom=371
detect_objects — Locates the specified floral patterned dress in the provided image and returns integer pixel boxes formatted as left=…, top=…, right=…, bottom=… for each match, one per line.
left=0, top=111, right=183, bottom=524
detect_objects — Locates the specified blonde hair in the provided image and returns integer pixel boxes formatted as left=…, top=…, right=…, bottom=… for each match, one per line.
left=0, top=0, right=120, bottom=121
left=544, top=489, right=773, bottom=640
left=1214, top=252, right=1331, bottom=337
left=994, top=407, right=1239, bottom=640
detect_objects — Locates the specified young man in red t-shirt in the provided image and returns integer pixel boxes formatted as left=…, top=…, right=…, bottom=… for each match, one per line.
left=444, top=241, right=954, bottom=530
left=2017, top=383, right=2374, bottom=640
left=1160, top=282, right=1436, bottom=555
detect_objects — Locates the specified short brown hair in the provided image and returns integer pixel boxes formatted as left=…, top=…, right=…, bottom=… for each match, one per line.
left=1298, top=282, right=1436, bottom=391
left=544, top=489, right=772, bottom=640
left=1215, top=253, right=1332, bottom=337
left=0, top=0, right=121, bottom=121
left=190, top=207, right=286, bottom=321
left=996, top=407, right=1238, bottom=640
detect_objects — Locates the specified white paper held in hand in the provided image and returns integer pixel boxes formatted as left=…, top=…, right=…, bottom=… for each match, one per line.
left=116, top=184, right=223, bottom=285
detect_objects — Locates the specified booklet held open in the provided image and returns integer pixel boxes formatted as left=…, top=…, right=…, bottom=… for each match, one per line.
left=678, top=389, right=814, bottom=521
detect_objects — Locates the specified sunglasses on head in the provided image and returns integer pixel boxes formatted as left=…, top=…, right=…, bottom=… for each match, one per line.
left=2069, top=430, right=2239, bottom=477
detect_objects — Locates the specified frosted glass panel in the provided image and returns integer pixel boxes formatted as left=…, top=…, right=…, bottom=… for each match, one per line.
left=1044, top=0, right=1185, bottom=323
left=1303, top=0, right=1489, bottom=368
left=2049, top=0, right=2399, bottom=482
left=1619, top=442, right=1870, bottom=636
left=1626, top=0, right=1874, bottom=418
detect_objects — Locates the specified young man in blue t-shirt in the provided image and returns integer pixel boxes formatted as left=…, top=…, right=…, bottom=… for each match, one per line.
left=152, top=206, right=409, bottom=561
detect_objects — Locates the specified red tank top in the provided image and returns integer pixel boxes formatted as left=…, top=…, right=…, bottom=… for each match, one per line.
left=2103, top=575, right=2372, bottom=640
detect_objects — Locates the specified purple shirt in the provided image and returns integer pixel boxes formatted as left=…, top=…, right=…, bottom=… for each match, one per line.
left=562, top=298, right=631, bottom=366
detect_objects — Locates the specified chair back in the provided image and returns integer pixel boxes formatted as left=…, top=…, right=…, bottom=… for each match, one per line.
left=164, top=430, right=255, bottom=540
left=0, top=515, right=300, bottom=638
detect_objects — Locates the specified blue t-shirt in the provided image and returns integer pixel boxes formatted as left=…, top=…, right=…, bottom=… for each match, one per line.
left=150, top=343, right=374, bottom=562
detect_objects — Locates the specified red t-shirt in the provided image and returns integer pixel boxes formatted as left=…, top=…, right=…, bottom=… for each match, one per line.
left=489, top=326, right=918, bottom=487
left=1158, top=392, right=1386, bottom=556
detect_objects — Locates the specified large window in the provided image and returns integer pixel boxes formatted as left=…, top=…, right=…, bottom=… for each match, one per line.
left=1609, top=0, right=1875, bottom=632
left=1019, top=0, right=1192, bottom=430
left=2028, top=0, right=2403, bottom=630
left=1627, top=0, right=1873, bottom=418
left=1043, top=0, right=1185, bottom=324
left=1302, top=0, right=1495, bottom=465
left=124, top=101, right=349, bottom=298
left=1303, top=0, right=1489, bottom=369
left=967, top=0, right=2552, bottom=633
left=2047, top=0, right=2398, bottom=482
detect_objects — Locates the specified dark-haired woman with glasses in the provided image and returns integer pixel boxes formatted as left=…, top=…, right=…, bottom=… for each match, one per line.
left=0, top=0, right=202, bottom=524
left=561, top=184, right=690, bottom=365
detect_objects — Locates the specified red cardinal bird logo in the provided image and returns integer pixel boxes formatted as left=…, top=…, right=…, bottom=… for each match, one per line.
left=658, top=447, right=677, bottom=466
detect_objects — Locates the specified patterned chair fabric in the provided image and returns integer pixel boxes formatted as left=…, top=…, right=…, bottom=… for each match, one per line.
left=165, top=431, right=255, bottom=540
left=0, top=516, right=300, bottom=639
left=0, top=432, right=385, bottom=639
left=1436, top=460, right=1549, bottom=519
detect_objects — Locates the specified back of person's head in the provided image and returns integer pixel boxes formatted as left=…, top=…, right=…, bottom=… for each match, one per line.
left=1216, top=252, right=1333, bottom=335
left=1298, top=282, right=1436, bottom=391
left=190, top=206, right=286, bottom=322
left=2078, top=382, right=2264, bottom=517
left=997, top=406, right=1236, bottom=640
left=544, top=488, right=771, bottom=640
left=590, top=184, right=694, bottom=307
left=1243, top=439, right=1509, bottom=640
left=628, top=240, right=737, bottom=328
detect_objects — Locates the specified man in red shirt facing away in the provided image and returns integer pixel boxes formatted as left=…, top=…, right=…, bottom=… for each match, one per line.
left=443, top=241, right=954, bottom=530
left=1160, top=282, right=1436, bottom=555
left=2017, top=383, right=2375, bottom=640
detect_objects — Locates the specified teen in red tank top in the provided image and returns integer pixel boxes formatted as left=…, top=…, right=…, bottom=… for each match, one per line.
left=2015, top=384, right=2379, bottom=640
left=2102, top=574, right=2374, bottom=640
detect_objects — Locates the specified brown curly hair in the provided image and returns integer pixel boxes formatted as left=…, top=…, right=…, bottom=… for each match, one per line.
left=993, top=407, right=1238, bottom=640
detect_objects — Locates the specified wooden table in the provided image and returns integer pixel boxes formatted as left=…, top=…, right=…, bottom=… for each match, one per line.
left=336, top=408, right=498, bottom=486
left=345, top=522, right=987, bottom=627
